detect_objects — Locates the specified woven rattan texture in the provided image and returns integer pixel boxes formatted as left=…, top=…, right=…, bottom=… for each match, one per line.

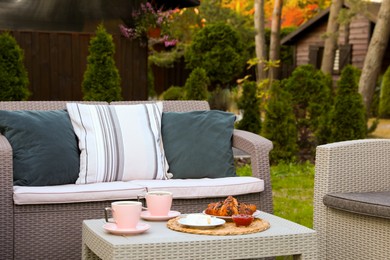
left=167, top=217, right=270, bottom=235
left=82, top=212, right=317, bottom=260
left=0, top=100, right=274, bottom=259
left=0, top=136, right=13, bottom=260
left=112, top=100, right=210, bottom=112
left=314, top=139, right=390, bottom=260
left=233, top=129, right=274, bottom=214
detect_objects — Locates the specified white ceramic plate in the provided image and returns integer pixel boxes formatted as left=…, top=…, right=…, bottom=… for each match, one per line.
left=178, top=216, right=225, bottom=228
left=103, top=223, right=150, bottom=235
left=202, top=210, right=261, bottom=221
left=141, top=210, right=181, bottom=221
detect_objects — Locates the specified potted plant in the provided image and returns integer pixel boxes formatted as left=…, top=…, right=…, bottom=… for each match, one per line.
left=120, top=2, right=177, bottom=46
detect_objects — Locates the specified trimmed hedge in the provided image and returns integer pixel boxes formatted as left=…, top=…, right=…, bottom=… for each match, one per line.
left=82, top=24, right=122, bottom=102
left=0, top=32, right=30, bottom=101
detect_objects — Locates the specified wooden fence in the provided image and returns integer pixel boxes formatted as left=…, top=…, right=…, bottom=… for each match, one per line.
left=7, top=30, right=148, bottom=101
left=151, top=57, right=191, bottom=95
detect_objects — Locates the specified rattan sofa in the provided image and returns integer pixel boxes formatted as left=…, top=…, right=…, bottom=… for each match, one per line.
left=314, top=139, right=390, bottom=260
left=0, top=100, right=273, bottom=260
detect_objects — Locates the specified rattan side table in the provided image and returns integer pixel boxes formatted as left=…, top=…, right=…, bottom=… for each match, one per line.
left=82, top=211, right=317, bottom=259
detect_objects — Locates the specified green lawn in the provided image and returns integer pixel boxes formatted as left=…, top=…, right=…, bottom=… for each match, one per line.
left=236, top=161, right=315, bottom=228
left=236, top=161, right=315, bottom=260
left=235, top=118, right=389, bottom=228
left=233, top=119, right=388, bottom=258
left=269, top=162, right=315, bottom=228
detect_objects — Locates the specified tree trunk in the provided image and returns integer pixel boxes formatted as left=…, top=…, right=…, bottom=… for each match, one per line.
left=254, top=0, right=267, bottom=82
left=359, top=0, right=390, bottom=113
left=269, top=0, right=283, bottom=81
left=321, top=0, right=343, bottom=75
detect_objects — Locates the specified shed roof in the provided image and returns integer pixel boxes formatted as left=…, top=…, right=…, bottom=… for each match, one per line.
left=281, top=1, right=380, bottom=45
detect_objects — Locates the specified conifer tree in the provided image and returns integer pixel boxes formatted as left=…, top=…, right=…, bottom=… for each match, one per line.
left=330, top=65, right=366, bottom=142
left=0, top=32, right=30, bottom=100
left=284, top=64, right=332, bottom=160
left=185, top=23, right=247, bottom=89
left=262, top=80, right=298, bottom=163
left=237, top=81, right=261, bottom=134
left=379, top=66, right=390, bottom=118
left=185, top=67, right=209, bottom=100
left=82, top=24, right=122, bottom=102
left=161, top=86, right=186, bottom=100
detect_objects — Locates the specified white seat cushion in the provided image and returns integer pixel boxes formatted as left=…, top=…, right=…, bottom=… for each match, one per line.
left=13, top=182, right=146, bottom=205
left=131, top=177, right=264, bottom=199
left=13, top=177, right=264, bottom=205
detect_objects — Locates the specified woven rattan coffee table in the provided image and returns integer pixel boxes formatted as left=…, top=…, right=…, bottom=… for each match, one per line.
left=82, top=211, right=317, bottom=259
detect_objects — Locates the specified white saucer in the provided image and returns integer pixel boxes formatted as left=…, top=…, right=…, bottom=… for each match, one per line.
left=178, top=215, right=225, bottom=228
left=140, top=210, right=181, bottom=221
left=103, top=223, right=150, bottom=235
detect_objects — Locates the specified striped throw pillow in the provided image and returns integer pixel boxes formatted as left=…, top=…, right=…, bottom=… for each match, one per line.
left=66, top=102, right=170, bottom=184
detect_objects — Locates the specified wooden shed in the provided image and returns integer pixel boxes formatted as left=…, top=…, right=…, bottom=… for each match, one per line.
left=281, top=2, right=390, bottom=77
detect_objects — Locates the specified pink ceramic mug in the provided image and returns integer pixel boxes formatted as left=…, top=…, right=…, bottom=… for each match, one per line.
left=104, top=201, right=142, bottom=229
left=145, top=191, right=173, bottom=216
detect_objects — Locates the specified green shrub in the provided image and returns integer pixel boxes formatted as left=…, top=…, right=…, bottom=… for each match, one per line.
left=370, top=82, right=381, bottom=118
left=184, top=23, right=247, bottom=88
left=283, top=65, right=333, bottom=160
left=185, top=67, right=209, bottom=100
left=147, top=64, right=157, bottom=99
left=236, top=81, right=261, bottom=134
left=330, top=65, right=366, bottom=142
left=0, top=32, right=30, bottom=101
left=262, top=80, right=298, bottom=164
left=208, top=87, right=233, bottom=111
left=82, top=24, right=122, bottom=102
left=161, top=86, right=186, bottom=100
left=379, top=66, right=390, bottom=118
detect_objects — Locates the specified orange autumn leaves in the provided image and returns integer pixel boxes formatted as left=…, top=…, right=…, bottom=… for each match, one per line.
left=220, top=0, right=330, bottom=28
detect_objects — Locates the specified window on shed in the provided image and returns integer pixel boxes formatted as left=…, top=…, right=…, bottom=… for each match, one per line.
left=334, top=44, right=352, bottom=74
left=309, top=45, right=323, bottom=70
left=309, top=44, right=351, bottom=74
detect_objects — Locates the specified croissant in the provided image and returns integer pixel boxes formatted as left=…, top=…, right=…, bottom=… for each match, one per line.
left=205, top=196, right=257, bottom=216
left=204, top=202, right=223, bottom=215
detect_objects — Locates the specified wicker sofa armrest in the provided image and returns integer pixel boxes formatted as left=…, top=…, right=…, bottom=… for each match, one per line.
left=314, top=139, right=390, bottom=205
left=314, top=139, right=390, bottom=259
left=0, top=134, right=14, bottom=259
left=232, top=129, right=273, bottom=213
left=0, top=134, right=13, bottom=182
left=314, top=139, right=390, bottom=220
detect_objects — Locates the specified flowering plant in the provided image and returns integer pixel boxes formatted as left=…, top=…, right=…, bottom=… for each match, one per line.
left=120, top=2, right=177, bottom=47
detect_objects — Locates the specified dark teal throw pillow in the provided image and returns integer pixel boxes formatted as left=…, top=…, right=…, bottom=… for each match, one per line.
left=0, top=110, right=80, bottom=186
left=162, top=110, right=236, bottom=179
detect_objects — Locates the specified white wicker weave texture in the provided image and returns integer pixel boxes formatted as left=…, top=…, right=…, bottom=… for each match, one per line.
left=314, top=139, right=390, bottom=260
left=82, top=211, right=317, bottom=260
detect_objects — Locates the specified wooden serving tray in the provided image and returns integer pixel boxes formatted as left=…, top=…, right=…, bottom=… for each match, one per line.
left=167, top=217, right=270, bottom=236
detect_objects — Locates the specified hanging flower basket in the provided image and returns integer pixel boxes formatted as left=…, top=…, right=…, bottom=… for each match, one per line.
left=119, top=2, right=179, bottom=48
left=148, top=27, right=162, bottom=39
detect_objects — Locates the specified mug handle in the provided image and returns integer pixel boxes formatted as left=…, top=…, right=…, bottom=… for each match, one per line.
left=104, top=207, right=114, bottom=223
left=137, top=194, right=148, bottom=210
